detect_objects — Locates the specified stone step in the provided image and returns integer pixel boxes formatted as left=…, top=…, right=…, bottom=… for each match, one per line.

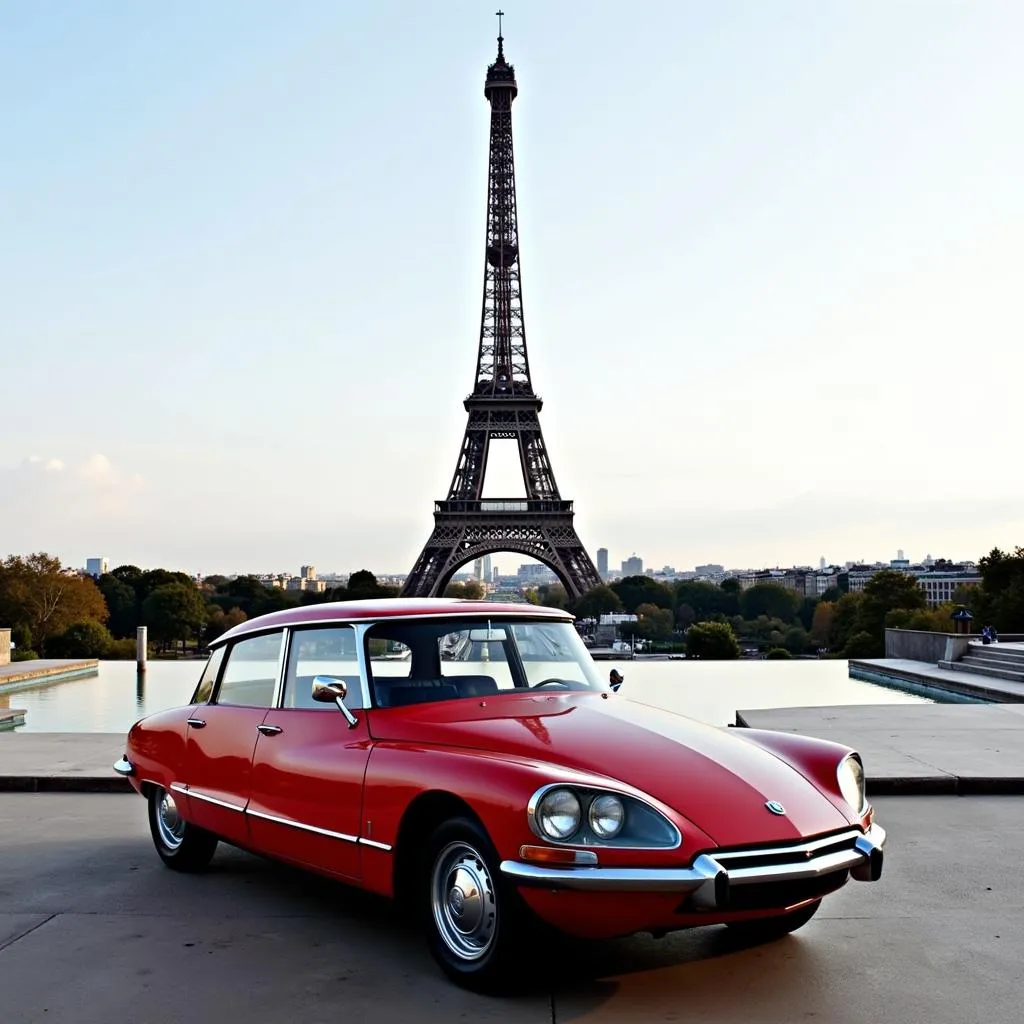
left=939, top=658, right=1024, bottom=684
left=963, top=650, right=1024, bottom=669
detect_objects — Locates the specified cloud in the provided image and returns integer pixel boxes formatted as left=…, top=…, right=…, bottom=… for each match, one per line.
left=0, top=454, right=147, bottom=561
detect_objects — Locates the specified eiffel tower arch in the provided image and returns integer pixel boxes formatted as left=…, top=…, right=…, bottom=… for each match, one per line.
left=403, top=22, right=601, bottom=600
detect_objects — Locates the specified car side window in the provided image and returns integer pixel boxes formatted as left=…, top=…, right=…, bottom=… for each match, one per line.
left=190, top=646, right=226, bottom=704
left=282, top=625, right=364, bottom=710
left=215, top=631, right=283, bottom=708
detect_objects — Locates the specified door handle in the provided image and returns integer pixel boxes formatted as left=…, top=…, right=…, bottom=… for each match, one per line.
left=257, top=724, right=283, bottom=735
left=187, top=718, right=206, bottom=729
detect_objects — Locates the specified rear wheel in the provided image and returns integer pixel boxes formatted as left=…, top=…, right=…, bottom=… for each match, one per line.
left=725, top=899, right=821, bottom=941
left=147, top=786, right=219, bottom=872
left=421, top=816, right=537, bottom=992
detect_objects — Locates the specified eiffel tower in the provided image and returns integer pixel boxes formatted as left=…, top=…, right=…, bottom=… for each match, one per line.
left=402, top=18, right=601, bottom=600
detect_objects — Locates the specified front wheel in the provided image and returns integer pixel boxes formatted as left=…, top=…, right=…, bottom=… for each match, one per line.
left=421, top=816, right=537, bottom=992
left=147, top=786, right=219, bottom=872
left=725, top=899, right=821, bottom=942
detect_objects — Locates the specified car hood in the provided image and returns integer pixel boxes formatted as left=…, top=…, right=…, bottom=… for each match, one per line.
left=368, top=692, right=853, bottom=846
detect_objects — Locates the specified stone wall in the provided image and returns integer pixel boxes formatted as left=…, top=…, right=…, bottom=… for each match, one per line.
left=884, top=629, right=970, bottom=663
left=886, top=627, right=1024, bottom=662
left=0, top=628, right=10, bottom=666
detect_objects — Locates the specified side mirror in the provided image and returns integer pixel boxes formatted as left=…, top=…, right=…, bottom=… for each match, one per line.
left=311, top=675, right=359, bottom=728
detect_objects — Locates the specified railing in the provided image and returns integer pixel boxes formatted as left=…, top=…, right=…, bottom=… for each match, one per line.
left=435, top=499, right=574, bottom=515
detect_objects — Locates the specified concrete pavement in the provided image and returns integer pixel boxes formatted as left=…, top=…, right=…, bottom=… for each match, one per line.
left=1, top=793, right=1022, bottom=1023
left=737, top=703, right=1024, bottom=794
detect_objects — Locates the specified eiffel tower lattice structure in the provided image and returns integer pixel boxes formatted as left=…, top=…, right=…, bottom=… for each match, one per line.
left=402, top=23, right=601, bottom=600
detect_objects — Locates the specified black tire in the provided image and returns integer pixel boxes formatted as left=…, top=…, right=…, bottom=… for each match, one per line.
left=147, top=785, right=219, bottom=872
left=420, top=815, right=538, bottom=992
left=725, top=899, right=821, bottom=941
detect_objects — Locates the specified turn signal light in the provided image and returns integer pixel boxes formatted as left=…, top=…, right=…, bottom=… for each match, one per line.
left=519, top=845, right=598, bottom=865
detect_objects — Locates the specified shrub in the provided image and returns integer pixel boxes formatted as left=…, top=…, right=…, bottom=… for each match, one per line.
left=47, top=621, right=115, bottom=658
left=11, top=648, right=39, bottom=661
left=765, top=647, right=792, bottom=660
left=685, top=621, right=741, bottom=660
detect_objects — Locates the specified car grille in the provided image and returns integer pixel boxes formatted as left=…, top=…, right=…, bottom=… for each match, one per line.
left=677, top=828, right=865, bottom=914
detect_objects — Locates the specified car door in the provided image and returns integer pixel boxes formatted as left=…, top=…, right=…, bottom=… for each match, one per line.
left=246, top=624, right=372, bottom=882
left=181, top=629, right=285, bottom=846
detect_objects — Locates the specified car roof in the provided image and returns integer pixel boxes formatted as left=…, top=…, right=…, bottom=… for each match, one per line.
left=211, top=597, right=574, bottom=648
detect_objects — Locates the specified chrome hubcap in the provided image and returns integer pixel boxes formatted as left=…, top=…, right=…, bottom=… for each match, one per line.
left=430, top=841, right=497, bottom=961
left=156, top=790, right=186, bottom=850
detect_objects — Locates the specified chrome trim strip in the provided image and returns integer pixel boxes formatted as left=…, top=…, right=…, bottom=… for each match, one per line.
left=270, top=627, right=290, bottom=711
left=500, top=853, right=724, bottom=893
left=500, top=823, right=886, bottom=899
left=245, top=807, right=359, bottom=844
left=358, top=837, right=394, bottom=852
left=184, top=788, right=247, bottom=813
left=113, top=757, right=134, bottom=777
left=711, top=828, right=864, bottom=865
left=169, top=782, right=189, bottom=795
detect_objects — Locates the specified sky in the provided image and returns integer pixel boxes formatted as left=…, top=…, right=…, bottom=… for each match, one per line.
left=2, top=1, right=1023, bottom=578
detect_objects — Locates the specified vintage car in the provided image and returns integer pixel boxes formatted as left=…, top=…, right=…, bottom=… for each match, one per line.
left=114, top=598, right=885, bottom=989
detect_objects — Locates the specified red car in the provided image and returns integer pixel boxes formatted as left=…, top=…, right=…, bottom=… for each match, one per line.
left=115, top=599, right=885, bottom=990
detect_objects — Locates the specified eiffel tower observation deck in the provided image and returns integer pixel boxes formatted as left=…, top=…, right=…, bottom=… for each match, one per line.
left=402, top=18, right=601, bottom=600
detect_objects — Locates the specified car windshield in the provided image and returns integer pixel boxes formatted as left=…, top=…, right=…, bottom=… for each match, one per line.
left=364, top=617, right=605, bottom=708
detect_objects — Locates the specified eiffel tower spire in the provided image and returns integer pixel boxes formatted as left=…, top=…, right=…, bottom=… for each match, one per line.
left=402, top=25, right=601, bottom=600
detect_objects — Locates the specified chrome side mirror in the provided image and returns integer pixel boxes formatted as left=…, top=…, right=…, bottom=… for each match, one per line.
left=312, top=675, right=358, bottom=728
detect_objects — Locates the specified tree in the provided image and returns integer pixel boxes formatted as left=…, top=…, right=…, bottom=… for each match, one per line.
left=571, top=585, right=623, bottom=619
left=633, top=602, right=674, bottom=640
left=685, top=621, right=741, bottom=660
left=142, top=583, right=208, bottom=652
left=828, top=593, right=865, bottom=655
left=97, top=575, right=139, bottom=638
left=841, top=631, right=877, bottom=659
left=675, top=603, right=696, bottom=629
left=796, top=597, right=818, bottom=631
left=740, top=584, right=799, bottom=623
left=204, top=605, right=247, bottom=645
left=611, top=575, right=674, bottom=614
left=47, top=621, right=115, bottom=658
left=810, top=602, right=835, bottom=645
left=784, top=625, right=810, bottom=655
left=857, top=570, right=926, bottom=644
left=0, top=553, right=109, bottom=655
left=971, top=547, right=1024, bottom=633
left=674, top=581, right=738, bottom=619
left=537, top=583, right=568, bottom=609
left=444, top=580, right=485, bottom=600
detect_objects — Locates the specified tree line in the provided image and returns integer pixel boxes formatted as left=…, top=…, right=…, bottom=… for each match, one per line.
left=3, top=545, right=1018, bottom=663
left=532, top=545, right=1022, bottom=659
left=0, top=556, right=463, bottom=661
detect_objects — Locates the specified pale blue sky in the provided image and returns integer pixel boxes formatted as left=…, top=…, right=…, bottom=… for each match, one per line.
left=2, top=2, right=1022, bottom=577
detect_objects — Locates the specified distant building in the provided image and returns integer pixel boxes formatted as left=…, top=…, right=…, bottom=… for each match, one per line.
left=621, top=554, right=643, bottom=575
left=300, top=565, right=317, bottom=580
left=85, top=557, right=109, bottom=578
left=596, top=548, right=608, bottom=578
left=695, top=564, right=724, bottom=576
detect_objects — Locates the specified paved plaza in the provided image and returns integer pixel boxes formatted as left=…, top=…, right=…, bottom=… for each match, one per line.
left=1, top=792, right=1021, bottom=1023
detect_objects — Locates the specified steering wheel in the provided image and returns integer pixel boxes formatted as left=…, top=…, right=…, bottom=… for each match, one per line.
left=530, top=678, right=570, bottom=690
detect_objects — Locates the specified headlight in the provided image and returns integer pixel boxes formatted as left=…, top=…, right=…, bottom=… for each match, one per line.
left=837, top=754, right=867, bottom=815
left=588, top=794, right=625, bottom=838
left=536, top=787, right=581, bottom=840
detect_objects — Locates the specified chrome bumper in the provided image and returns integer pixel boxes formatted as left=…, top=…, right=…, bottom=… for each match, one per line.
left=500, top=824, right=886, bottom=908
left=113, top=757, right=135, bottom=777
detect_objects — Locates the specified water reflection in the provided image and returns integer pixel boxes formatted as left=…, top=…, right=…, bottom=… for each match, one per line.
left=6, top=658, right=934, bottom=735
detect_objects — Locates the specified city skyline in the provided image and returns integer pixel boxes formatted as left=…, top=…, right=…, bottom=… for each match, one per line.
left=3, top=3, right=1022, bottom=576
